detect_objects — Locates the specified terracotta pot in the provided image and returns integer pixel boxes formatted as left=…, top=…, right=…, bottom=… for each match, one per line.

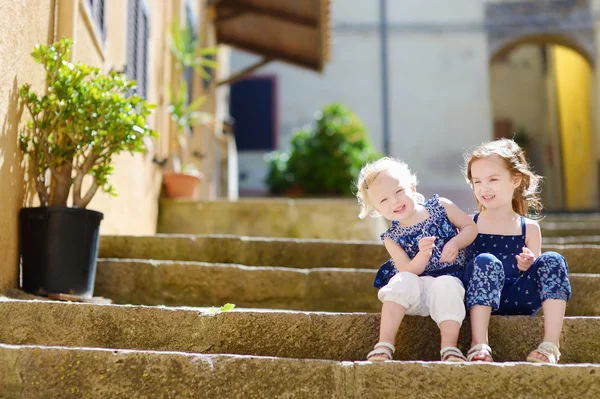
left=163, top=172, right=203, bottom=199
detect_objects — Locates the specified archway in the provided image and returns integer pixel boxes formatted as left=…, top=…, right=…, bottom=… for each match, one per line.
left=489, top=35, right=597, bottom=211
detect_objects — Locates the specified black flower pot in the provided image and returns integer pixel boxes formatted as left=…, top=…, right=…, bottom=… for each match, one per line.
left=19, top=207, right=103, bottom=297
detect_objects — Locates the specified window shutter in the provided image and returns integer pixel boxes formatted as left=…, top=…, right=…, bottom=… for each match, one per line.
left=126, top=0, right=149, bottom=98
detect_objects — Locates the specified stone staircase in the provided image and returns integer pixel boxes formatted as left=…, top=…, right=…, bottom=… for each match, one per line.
left=95, top=235, right=600, bottom=315
left=2, top=225, right=600, bottom=397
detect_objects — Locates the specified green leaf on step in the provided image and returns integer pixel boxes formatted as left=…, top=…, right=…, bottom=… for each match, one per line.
left=220, top=303, right=236, bottom=312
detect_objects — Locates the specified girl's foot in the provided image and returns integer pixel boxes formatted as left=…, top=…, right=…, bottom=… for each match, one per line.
left=440, top=346, right=467, bottom=362
left=367, top=342, right=395, bottom=361
left=467, top=343, right=494, bottom=362
left=527, top=342, right=561, bottom=364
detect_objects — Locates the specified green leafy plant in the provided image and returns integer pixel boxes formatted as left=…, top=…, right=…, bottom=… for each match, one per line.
left=19, top=38, right=157, bottom=208
left=169, top=19, right=217, bottom=78
left=168, top=85, right=210, bottom=134
left=208, top=303, right=236, bottom=313
left=167, top=19, right=217, bottom=172
left=265, top=103, right=382, bottom=196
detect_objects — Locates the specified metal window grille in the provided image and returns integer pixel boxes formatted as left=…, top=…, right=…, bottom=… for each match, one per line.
left=87, top=0, right=106, bottom=40
left=184, top=0, right=196, bottom=105
left=126, top=0, right=150, bottom=98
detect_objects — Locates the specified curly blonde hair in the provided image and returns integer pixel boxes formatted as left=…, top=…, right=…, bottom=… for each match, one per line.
left=464, top=138, right=543, bottom=217
left=355, top=157, right=425, bottom=219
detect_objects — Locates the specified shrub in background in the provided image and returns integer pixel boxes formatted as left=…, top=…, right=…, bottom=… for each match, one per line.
left=266, top=103, right=381, bottom=196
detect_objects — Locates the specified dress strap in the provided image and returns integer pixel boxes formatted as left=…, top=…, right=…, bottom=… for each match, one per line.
left=520, top=216, right=526, bottom=237
left=473, top=213, right=479, bottom=223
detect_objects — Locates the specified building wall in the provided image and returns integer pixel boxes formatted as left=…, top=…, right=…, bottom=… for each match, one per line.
left=554, top=45, right=597, bottom=209
left=489, top=45, right=559, bottom=207
left=0, top=0, right=53, bottom=290
left=84, top=0, right=164, bottom=235
left=490, top=45, right=547, bottom=148
left=231, top=0, right=489, bottom=211
left=0, top=0, right=220, bottom=291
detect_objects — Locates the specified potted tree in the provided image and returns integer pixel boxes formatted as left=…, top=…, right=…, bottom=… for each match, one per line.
left=162, top=19, right=217, bottom=199
left=18, top=38, right=157, bottom=298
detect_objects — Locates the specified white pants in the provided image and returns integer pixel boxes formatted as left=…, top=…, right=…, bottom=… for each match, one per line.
left=378, top=272, right=466, bottom=326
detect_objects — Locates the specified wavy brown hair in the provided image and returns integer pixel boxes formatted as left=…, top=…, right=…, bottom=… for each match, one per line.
left=464, top=138, right=543, bottom=217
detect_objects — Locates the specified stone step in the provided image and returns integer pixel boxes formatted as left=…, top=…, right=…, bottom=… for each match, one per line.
left=543, top=213, right=600, bottom=222
left=541, top=221, right=600, bottom=237
left=3, top=344, right=600, bottom=399
left=545, top=235, right=600, bottom=245
left=157, top=199, right=600, bottom=239
left=99, top=235, right=600, bottom=273
left=2, top=343, right=600, bottom=399
left=158, top=198, right=388, bottom=241
left=95, top=259, right=600, bottom=316
left=0, top=299, right=598, bottom=363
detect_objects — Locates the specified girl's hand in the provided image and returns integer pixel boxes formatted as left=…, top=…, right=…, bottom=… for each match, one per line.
left=516, top=246, right=535, bottom=272
left=418, top=236, right=436, bottom=257
left=440, top=241, right=459, bottom=263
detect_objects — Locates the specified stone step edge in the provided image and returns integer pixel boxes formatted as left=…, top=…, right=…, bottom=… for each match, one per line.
left=98, top=257, right=600, bottom=277
left=1, top=299, right=599, bottom=364
left=92, top=258, right=599, bottom=315
left=2, top=343, right=600, bottom=399
left=97, top=235, right=600, bottom=274
left=101, top=233, right=600, bottom=246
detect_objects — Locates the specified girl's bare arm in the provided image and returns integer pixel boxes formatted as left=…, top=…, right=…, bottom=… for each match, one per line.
left=525, top=219, right=542, bottom=257
left=439, top=197, right=478, bottom=249
left=384, top=237, right=429, bottom=275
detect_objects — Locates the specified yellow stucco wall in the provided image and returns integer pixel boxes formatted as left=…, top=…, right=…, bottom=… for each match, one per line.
left=74, top=0, right=163, bottom=235
left=0, top=1, right=53, bottom=290
left=554, top=45, right=598, bottom=210
left=0, top=0, right=178, bottom=290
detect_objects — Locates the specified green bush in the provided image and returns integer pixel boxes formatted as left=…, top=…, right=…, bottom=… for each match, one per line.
left=265, top=103, right=381, bottom=196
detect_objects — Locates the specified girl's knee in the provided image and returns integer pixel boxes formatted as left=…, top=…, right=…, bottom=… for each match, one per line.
left=430, top=275, right=465, bottom=295
left=378, top=272, right=421, bottom=306
left=428, top=276, right=466, bottom=325
left=474, top=253, right=504, bottom=272
left=465, top=254, right=505, bottom=285
left=536, top=251, right=568, bottom=273
left=535, top=252, right=571, bottom=302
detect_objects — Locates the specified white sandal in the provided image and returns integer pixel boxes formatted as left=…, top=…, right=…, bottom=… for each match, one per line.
left=467, top=343, right=494, bottom=362
left=527, top=341, right=561, bottom=364
left=367, top=342, right=395, bottom=362
left=440, top=346, right=467, bottom=362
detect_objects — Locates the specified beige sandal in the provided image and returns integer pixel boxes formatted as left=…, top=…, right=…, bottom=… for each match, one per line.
left=467, top=343, right=494, bottom=362
left=367, top=342, right=395, bottom=362
left=527, top=342, right=561, bottom=364
left=440, top=346, right=467, bottom=362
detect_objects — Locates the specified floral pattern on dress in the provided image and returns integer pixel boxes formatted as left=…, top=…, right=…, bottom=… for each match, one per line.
left=463, top=254, right=504, bottom=311
left=373, top=194, right=470, bottom=289
left=536, top=251, right=571, bottom=302
left=462, top=215, right=571, bottom=315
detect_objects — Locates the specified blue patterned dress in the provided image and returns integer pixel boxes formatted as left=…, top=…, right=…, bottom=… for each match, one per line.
left=373, top=194, right=471, bottom=289
left=462, top=214, right=571, bottom=315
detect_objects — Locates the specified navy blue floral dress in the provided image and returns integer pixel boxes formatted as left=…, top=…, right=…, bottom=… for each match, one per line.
left=462, top=214, right=571, bottom=315
left=373, top=194, right=470, bottom=289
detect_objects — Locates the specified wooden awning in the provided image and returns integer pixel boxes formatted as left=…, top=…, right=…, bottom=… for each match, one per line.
left=213, top=0, right=332, bottom=72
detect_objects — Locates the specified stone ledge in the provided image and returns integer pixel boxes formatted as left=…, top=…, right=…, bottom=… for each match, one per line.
left=99, top=235, right=600, bottom=273
left=95, top=259, right=600, bottom=316
left=2, top=344, right=600, bottom=399
left=156, top=198, right=600, bottom=240
left=157, top=198, right=388, bottom=240
left=0, top=300, right=598, bottom=363
left=0, top=344, right=345, bottom=399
